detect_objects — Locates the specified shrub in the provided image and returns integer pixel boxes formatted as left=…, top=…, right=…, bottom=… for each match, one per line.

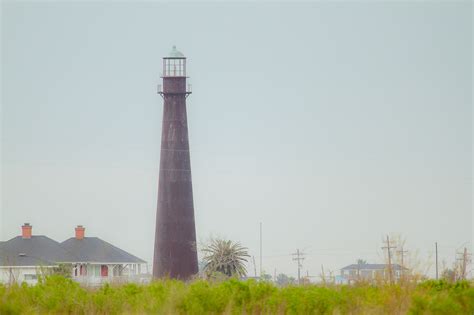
left=0, top=276, right=473, bottom=314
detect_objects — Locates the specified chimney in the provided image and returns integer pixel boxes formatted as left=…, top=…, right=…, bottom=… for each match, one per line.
left=21, top=223, right=32, bottom=239
left=75, top=225, right=85, bottom=240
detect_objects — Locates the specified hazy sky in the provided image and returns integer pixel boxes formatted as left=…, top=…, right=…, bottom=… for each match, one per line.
left=1, top=1, right=472, bottom=279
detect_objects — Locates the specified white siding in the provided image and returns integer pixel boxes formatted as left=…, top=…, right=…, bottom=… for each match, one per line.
left=0, top=266, right=54, bottom=285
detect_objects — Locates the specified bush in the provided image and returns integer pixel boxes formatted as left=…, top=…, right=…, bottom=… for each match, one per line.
left=0, top=276, right=473, bottom=314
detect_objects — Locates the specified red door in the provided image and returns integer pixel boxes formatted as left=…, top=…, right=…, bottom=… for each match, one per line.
left=101, top=265, right=108, bottom=277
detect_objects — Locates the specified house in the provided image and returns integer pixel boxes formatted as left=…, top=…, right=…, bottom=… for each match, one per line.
left=337, top=263, right=408, bottom=284
left=0, top=223, right=147, bottom=285
left=60, top=225, right=147, bottom=285
left=0, top=223, right=76, bottom=284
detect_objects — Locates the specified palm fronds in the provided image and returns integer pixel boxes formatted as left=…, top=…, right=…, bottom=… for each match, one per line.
left=202, top=238, right=250, bottom=278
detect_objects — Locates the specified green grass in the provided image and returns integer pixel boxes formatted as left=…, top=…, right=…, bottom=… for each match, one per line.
left=0, top=276, right=472, bottom=314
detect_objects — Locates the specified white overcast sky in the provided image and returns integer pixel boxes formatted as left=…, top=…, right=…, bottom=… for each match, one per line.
left=1, top=1, right=472, bottom=278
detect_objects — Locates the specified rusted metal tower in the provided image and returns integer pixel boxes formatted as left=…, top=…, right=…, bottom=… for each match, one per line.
left=153, top=46, right=198, bottom=279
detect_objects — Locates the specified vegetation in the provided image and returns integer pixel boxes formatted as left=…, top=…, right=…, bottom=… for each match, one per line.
left=202, top=238, right=250, bottom=278
left=260, top=272, right=273, bottom=282
left=50, top=263, right=73, bottom=278
left=0, top=276, right=473, bottom=314
left=275, top=273, right=296, bottom=286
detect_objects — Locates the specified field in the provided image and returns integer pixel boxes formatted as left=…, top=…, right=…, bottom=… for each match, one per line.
left=0, top=276, right=473, bottom=314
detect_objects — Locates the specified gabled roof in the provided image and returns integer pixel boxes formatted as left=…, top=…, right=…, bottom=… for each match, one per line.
left=0, top=236, right=77, bottom=266
left=341, top=263, right=407, bottom=271
left=60, top=237, right=145, bottom=264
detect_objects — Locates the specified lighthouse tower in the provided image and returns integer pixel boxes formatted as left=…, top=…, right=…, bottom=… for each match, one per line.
left=153, top=46, right=198, bottom=279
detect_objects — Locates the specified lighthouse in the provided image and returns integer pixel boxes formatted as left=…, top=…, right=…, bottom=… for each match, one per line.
left=153, top=46, right=198, bottom=279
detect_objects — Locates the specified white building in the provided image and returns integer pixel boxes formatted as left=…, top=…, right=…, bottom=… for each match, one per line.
left=0, top=223, right=75, bottom=284
left=0, top=223, right=147, bottom=285
left=60, top=225, right=147, bottom=286
left=337, top=263, right=407, bottom=284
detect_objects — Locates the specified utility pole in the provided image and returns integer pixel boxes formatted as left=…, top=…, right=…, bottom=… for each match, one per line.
left=252, top=256, right=257, bottom=278
left=382, top=235, right=396, bottom=284
left=435, top=242, right=438, bottom=280
left=320, top=265, right=333, bottom=284
left=321, top=265, right=326, bottom=283
left=259, top=222, right=262, bottom=279
left=292, top=249, right=305, bottom=285
left=456, top=247, right=471, bottom=280
left=397, top=246, right=408, bottom=279
left=462, top=247, right=470, bottom=280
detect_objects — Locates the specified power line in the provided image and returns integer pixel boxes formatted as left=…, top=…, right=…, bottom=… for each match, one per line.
left=456, top=247, right=472, bottom=280
left=397, top=246, right=408, bottom=266
left=382, top=235, right=397, bottom=284
left=397, top=246, right=408, bottom=278
left=292, top=249, right=305, bottom=285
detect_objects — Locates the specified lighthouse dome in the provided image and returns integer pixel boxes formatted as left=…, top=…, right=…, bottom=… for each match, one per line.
left=168, top=45, right=185, bottom=58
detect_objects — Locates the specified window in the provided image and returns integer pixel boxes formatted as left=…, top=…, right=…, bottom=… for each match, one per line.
left=24, top=274, right=37, bottom=280
left=163, top=58, right=186, bottom=76
left=93, top=265, right=100, bottom=277
left=101, top=265, right=108, bottom=277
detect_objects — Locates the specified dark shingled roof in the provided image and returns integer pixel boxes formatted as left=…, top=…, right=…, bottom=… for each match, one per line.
left=60, top=237, right=145, bottom=264
left=341, top=263, right=407, bottom=271
left=0, top=236, right=77, bottom=266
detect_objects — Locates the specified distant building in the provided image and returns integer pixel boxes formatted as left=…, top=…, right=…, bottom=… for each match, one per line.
left=61, top=225, right=147, bottom=286
left=0, top=223, right=147, bottom=285
left=0, top=224, right=76, bottom=285
left=337, top=263, right=408, bottom=284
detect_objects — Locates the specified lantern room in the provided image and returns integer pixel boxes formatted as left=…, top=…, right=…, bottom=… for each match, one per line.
left=162, top=45, right=186, bottom=77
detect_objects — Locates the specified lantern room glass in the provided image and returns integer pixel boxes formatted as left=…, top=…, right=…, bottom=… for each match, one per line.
left=163, top=58, right=186, bottom=77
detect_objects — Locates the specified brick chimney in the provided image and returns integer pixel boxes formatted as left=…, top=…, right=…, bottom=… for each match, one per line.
left=21, top=223, right=32, bottom=239
left=75, top=225, right=85, bottom=240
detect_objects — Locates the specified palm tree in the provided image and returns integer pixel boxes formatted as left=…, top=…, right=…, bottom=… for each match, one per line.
left=202, top=238, right=250, bottom=278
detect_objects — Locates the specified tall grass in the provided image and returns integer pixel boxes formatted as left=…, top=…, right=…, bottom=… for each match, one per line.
left=0, top=276, right=473, bottom=314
